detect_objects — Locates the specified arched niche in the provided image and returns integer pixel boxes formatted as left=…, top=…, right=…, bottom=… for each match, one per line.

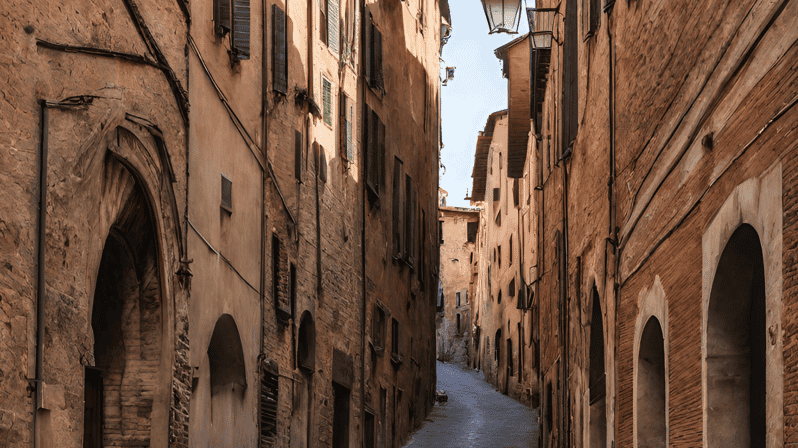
left=87, top=158, right=165, bottom=448
left=207, top=314, right=247, bottom=395
left=298, top=311, right=316, bottom=372
left=705, top=224, right=766, bottom=447
left=701, top=165, right=783, bottom=448
left=636, top=317, right=666, bottom=448
left=633, top=276, right=669, bottom=448
left=589, top=287, right=606, bottom=448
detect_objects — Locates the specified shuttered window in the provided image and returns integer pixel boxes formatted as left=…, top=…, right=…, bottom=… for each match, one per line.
left=404, top=174, right=415, bottom=266
left=214, top=0, right=231, bottom=35
left=582, top=0, right=601, bottom=39
left=340, top=93, right=354, bottom=162
left=221, top=174, right=233, bottom=213
left=260, top=366, right=279, bottom=447
left=563, top=0, right=579, bottom=155
left=272, top=5, right=288, bottom=94
left=364, top=105, right=384, bottom=199
left=231, top=0, right=250, bottom=59
left=364, top=8, right=384, bottom=90
left=320, top=0, right=340, bottom=55
left=295, top=130, right=302, bottom=181
left=322, top=77, right=333, bottom=125
left=392, top=157, right=404, bottom=258
left=214, top=0, right=249, bottom=59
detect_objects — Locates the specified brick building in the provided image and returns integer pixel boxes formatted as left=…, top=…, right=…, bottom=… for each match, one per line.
left=0, top=0, right=446, bottom=447
left=436, top=203, right=479, bottom=364
left=467, top=103, right=538, bottom=405
left=470, top=0, right=798, bottom=446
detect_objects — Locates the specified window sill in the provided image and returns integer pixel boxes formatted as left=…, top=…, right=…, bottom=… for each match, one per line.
left=390, top=353, right=403, bottom=367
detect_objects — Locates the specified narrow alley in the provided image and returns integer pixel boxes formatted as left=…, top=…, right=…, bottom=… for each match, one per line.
left=403, top=362, right=539, bottom=448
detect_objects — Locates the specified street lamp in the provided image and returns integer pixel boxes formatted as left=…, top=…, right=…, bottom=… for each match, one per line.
left=527, top=8, right=557, bottom=49
left=481, top=0, right=524, bottom=34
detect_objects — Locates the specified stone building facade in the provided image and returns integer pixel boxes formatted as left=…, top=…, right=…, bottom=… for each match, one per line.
left=467, top=104, right=538, bottom=406
left=436, top=205, right=479, bottom=364
left=0, top=0, right=446, bottom=447
left=469, top=0, right=798, bottom=447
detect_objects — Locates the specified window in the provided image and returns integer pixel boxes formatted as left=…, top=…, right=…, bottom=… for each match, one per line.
left=494, top=329, right=501, bottom=362
left=272, top=234, right=290, bottom=323
left=298, top=312, right=316, bottom=371
left=509, top=277, right=515, bottom=297
left=439, top=220, right=444, bottom=245
left=507, top=338, right=513, bottom=376
left=497, top=289, right=502, bottom=304
left=392, top=157, right=404, bottom=258
left=322, top=77, right=333, bottom=126
left=260, top=363, right=279, bottom=446
left=498, top=245, right=502, bottom=268
left=214, top=0, right=249, bottom=60
left=493, top=187, right=500, bottom=202
left=320, top=0, right=340, bottom=55
left=582, top=0, right=601, bottom=40
left=509, top=236, right=513, bottom=266
left=220, top=174, right=233, bottom=213
left=456, top=314, right=461, bottom=334
left=470, top=252, right=473, bottom=263
left=364, top=8, right=384, bottom=90
left=272, top=4, right=288, bottom=94
left=294, top=130, right=302, bottom=181
left=404, top=174, right=416, bottom=266
left=340, top=92, right=354, bottom=162
left=467, top=222, right=478, bottom=243
left=391, top=318, right=401, bottom=363
left=456, top=292, right=461, bottom=307
left=373, top=305, right=386, bottom=352
left=364, top=106, right=385, bottom=198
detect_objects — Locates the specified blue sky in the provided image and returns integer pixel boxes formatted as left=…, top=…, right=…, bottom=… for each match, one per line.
left=439, top=2, right=530, bottom=208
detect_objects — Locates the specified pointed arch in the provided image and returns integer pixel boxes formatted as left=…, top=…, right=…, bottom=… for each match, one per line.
left=589, top=286, right=606, bottom=448
left=636, top=317, right=666, bottom=448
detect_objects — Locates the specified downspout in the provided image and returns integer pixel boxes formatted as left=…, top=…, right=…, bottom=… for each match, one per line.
left=33, top=100, right=49, bottom=448
left=358, top=0, right=367, bottom=441
left=605, top=2, right=619, bottom=445
left=259, top=0, right=269, bottom=439
left=561, top=159, right=570, bottom=448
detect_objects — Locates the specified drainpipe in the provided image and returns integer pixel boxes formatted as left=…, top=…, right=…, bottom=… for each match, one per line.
left=258, top=0, right=269, bottom=440
left=32, top=100, right=50, bottom=448
left=358, top=0, right=367, bottom=441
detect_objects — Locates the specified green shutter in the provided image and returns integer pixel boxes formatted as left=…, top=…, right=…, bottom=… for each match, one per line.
left=273, top=5, right=288, bottom=94
left=323, top=78, right=333, bottom=125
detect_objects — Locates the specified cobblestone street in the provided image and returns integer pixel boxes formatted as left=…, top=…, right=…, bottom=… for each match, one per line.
left=403, top=362, right=539, bottom=448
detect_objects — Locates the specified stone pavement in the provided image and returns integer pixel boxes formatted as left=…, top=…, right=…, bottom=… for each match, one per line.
left=403, top=362, right=539, bottom=448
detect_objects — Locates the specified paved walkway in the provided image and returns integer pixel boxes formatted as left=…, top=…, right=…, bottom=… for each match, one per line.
left=403, top=362, right=539, bottom=448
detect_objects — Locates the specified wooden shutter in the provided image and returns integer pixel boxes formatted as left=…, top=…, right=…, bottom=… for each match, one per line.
left=392, top=157, right=403, bottom=257
left=295, top=130, right=302, bottom=181
left=215, top=0, right=231, bottom=35
left=273, top=5, right=288, bottom=94
left=232, top=0, right=250, bottom=59
left=364, top=105, right=377, bottom=195
left=322, top=77, right=333, bottom=125
left=329, top=0, right=340, bottom=55
left=221, top=174, right=233, bottom=213
left=373, top=27, right=384, bottom=89
left=347, top=100, right=354, bottom=161
left=364, top=8, right=373, bottom=85
left=404, top=175, right=414, bottom=265
left=320, top=0, right=328, bottom=46
left=260, top=367, right=279, bottom=446
left=377, top=117, right=385, bottom=187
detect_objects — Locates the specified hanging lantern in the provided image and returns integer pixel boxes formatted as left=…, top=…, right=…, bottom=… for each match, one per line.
left=528, top=8, right=557, bottom=49
left=481, top=0, right=524, bottom=34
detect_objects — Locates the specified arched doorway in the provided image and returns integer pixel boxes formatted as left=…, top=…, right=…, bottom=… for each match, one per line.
left=706, top=224, right=765, bottom=447
left=589, top=288, right=606, bottom=448
left=87, top=166, right=163, bottom=448
left=636, top=317, right=666, bottom=448
left=207, top=314, right=247, bottom=447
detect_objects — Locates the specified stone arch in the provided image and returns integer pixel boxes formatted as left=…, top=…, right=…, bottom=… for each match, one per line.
left=635, top=317, right=666, bottom=448
left=701, top=165, right=783, bottom=448
left=87, top=156, right=167, bottom=448
left=298, top=311, right=316, bottom=372
left=588, top=286, right=606, bottom=448
left=633, top=276, right=669, bottom=448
